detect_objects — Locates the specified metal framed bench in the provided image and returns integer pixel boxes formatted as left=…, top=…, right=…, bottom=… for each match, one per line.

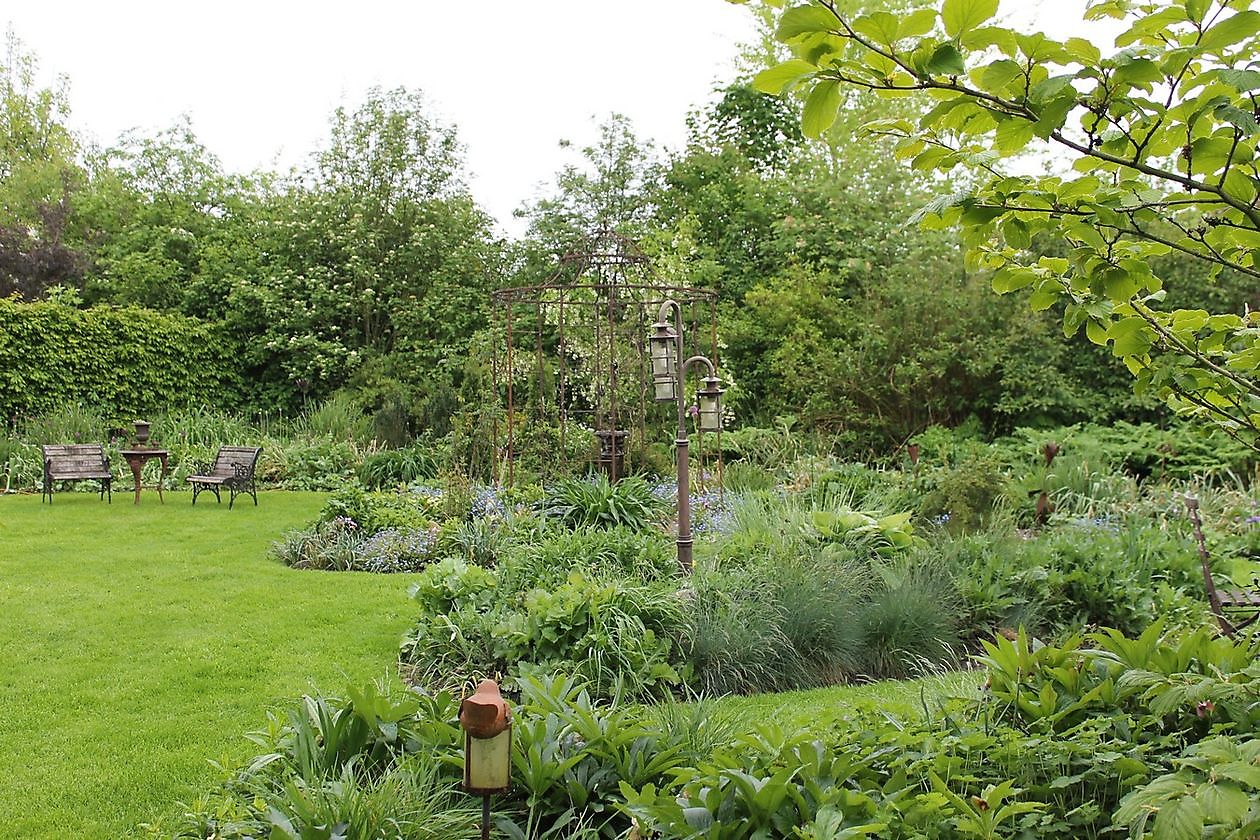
left=1186, top=495, right=1259, bottom=636
left=42, top=444, right=112, bottom=503
left=187, top=446, right=261, bottom=509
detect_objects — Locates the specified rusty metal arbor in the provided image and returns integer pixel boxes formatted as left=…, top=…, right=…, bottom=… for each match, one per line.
left=490, top=231, right=719, bottom=485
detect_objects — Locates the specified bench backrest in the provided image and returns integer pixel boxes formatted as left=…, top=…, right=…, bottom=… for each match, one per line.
left=43, top=444, right=108, bottom=475
left=209, top=446, right=262, bottom=477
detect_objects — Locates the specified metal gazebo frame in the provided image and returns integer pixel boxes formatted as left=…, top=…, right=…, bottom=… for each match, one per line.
left=489, top=231, right=720, bottom=486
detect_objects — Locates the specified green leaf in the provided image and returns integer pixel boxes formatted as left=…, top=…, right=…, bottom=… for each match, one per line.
left=1029, top=282, right=1061, bottom=311
left=1063, top=37, right=1101, bottom=64
left=992, top=265, right=1035, bottom=293
left=1215, top=103, right=1259, bottom=136
left=941, top=0, right=1000, bottom=38
left=777, top=5, right=839, bottom=40
left=1199, top=10, right=1260, bottom=53
left=852, top=12, right=901, bottom=46
left=1108, top=317, right=1154, bottom=356
left=911, top=145, right=954, bottom=170
left=996, top=118, right=1035, bottom=153
left=1216, top=68, right=1260, bottom=91
left=1113, top=57, right=1164, bottom=87
left=801, top=80, right=842, bottom=138
left=977, top=58, right=1024, bottom=91
left=925, top=43, right=966, bottom=76
left=1063, top=303, right=1087, bottom=337
left=1152, top=795, right=1204, bottom=840
left=1196, top=782, right=1250, bottom=825
left=901, top=8, right=938, bottom=38
left=1001, top=216, right=1031, bottom=248
left=752, top=59, right=818, bottom=95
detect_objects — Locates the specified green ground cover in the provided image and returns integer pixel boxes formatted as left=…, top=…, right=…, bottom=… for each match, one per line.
left=0, top=488, right=973, bottom=838
left=0, top=491, right=414, bottom=839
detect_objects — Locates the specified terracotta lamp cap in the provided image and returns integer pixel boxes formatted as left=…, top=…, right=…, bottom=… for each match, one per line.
left=460, top=678, right=511, bottom=739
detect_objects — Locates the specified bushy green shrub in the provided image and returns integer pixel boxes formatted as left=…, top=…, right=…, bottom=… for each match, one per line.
left=924, top=520, right=1207, bottom=642
left=401, top=525, right=683, bottom=700
left=173, top=626, right=1260, bottom=840
left=0, top=298, right=244, bottom=421
left=271, top=518, right=368, bottom=571
left=317, top=486, right=439, bottom=535
left=544, top=474, right=666, bottom=531
left=358, top=441, right=439, bottom=488
left=917, top=451, right=1009, bottom=531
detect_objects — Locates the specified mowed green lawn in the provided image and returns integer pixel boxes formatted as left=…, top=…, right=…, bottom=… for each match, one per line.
left=0, top=491, right=417, bottom=838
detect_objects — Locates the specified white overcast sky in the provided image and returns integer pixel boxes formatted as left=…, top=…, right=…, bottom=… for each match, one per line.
left=6, top=1, right=1098, bottom=238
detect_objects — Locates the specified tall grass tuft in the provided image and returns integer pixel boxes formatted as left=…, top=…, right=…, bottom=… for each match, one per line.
left=859, top=559, right=962, bottom=678
left=20, top=404, right=110, bottom=444
left=153, top=407, right=257, bottom=449
left=287, top=393, right=374, bottom=443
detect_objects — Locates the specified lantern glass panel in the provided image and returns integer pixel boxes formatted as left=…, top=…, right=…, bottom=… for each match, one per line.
left=650, top=331, right=676, bottom=378
left=654, top=377, right=676, bottom=403
left=697, top=392, right=722, bottom=432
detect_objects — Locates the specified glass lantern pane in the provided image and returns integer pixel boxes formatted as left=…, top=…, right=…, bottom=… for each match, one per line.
left=654, top=378, right=677, bottom=403
left=698, top=395, right=721, bottom=431
left=651, top=349, right=673, bottom=378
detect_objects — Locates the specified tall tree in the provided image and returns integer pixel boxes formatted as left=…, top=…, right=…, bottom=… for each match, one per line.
left=0, top=30, right=87, bottom=298
left=516, top=114, right=660, bottom=263
left=245, top=87, right=501, bottom=406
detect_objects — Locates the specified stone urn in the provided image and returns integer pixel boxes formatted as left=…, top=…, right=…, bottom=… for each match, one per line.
left=133, top=420, right=152, bottom=447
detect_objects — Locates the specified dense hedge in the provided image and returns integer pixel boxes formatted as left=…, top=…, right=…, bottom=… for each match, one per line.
left=0, top=298, right=244, bottom=422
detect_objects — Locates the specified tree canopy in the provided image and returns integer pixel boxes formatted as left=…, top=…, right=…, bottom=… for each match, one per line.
left=750, top=0, right=1260, bottom=446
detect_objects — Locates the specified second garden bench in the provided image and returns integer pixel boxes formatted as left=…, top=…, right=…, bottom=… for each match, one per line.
left=187, top=446, right=262, bottom=509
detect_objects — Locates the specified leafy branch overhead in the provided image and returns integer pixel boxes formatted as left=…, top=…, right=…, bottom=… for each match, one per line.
left=748, top=0, right=1260, bottom=445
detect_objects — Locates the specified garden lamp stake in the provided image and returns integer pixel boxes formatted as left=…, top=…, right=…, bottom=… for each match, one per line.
left=460, top=679, right=512, bottom=840
left=653, top=300, right=723, bottom=573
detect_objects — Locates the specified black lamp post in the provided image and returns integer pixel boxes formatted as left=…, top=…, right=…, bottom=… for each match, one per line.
left=650, top=299, right=724, bottom=572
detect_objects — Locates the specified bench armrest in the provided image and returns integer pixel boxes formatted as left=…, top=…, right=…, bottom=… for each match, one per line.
left=233, top=462, right=254, bottom=479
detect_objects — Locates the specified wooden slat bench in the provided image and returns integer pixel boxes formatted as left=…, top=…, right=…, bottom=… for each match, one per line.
left=1186, top=495, right=1259, bottom=636
left=187, top=446, right=261, bottom=509
left=42, top=444, right=112, bottom=503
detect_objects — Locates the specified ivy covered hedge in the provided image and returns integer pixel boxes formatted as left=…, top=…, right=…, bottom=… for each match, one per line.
left=0, top=298, right=244, bottom=421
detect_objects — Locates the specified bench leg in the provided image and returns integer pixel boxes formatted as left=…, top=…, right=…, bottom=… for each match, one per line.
left=42, top=478, right=51, bottom=504
left=190, top=483, right=220, bottom=505
left=101, top=478, right=112, bottom=504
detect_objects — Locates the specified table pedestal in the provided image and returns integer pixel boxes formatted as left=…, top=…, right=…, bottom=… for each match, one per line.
left=120, top=449, right=169, bottom=505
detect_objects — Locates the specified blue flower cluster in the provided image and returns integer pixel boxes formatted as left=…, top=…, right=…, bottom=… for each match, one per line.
left=471, top=485, right=507, bottom=519
left=360, top=526, right=439, bottom=573
left=691, top=488, right=735, bottom=536
left=647, top=481, right=733, bottom=536
left=1069, top=515, right=1119, bottom=532
left=649, top=481, right=677, bottom=504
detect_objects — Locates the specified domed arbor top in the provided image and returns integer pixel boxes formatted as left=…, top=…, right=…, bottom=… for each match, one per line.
left=489, top=230, right=719, bottom=486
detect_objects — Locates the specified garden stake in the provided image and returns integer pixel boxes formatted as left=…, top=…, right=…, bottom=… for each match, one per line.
left=460, top=679, right=512, bottom=840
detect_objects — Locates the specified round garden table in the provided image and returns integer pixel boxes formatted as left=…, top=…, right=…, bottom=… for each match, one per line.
left=119, top=448, right=169, bottom=505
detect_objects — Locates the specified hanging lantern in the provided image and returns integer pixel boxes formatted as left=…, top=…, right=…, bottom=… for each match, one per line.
left=695, top=375, right=724, bottom=433
left=649, top=321, right=678, bottom=403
